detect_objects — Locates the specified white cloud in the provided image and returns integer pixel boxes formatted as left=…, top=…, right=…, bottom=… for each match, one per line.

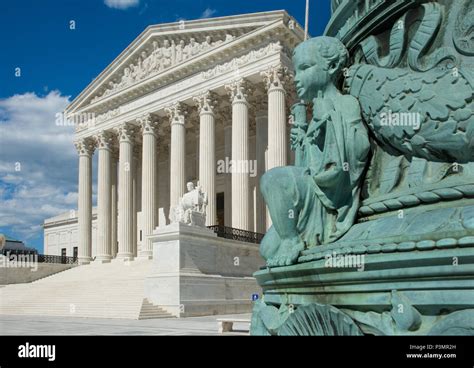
left=0, top=91, right=85, bottom=243
left=200, top=8, right=217, bottom=19
left=104, top=0, right=140, bottom=10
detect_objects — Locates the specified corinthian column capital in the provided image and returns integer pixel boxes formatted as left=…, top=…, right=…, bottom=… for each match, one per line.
left=225, top=78, right=252, bottom=104
left=261, top=64, right=292, bottom=91
left=94, top=131, right=115, bottom=151
left=165, top=102, right=188, bottom=126
left=137, top=113, right=159, bottom=137
left=116, top=123, right=137, bottom=143
left=193, top=91, right=218, bottom=115
left=74, top=137, right=96, bottom=157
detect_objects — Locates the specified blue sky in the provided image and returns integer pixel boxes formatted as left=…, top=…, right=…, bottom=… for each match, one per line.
left=0, top=0, right=331, bottom=252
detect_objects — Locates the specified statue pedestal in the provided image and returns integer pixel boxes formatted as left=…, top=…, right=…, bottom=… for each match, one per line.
left=145, top=223, right=263, bottom=317
left=252, top=203, right=474, bottom=335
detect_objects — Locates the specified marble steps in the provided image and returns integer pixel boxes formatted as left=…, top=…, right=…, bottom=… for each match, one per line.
left=32, top=268, right=148, bottom=282
left=0, top=259, right=160, bottom=319
left=138, top=299, right=174, bottom=319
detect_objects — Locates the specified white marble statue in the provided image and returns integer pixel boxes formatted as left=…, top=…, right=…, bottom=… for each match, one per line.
left=170, top=182, right=208, bottom=227
left=176, top=40, right=185, bottom=63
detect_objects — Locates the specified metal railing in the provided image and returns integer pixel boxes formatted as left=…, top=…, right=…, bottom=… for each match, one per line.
left=207, top=225, right=264, bottom=244
left=37, top=254, right=78, bottom=265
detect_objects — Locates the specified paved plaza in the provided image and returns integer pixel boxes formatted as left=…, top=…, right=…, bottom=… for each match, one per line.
left=0, top=314, right=251, bottom=336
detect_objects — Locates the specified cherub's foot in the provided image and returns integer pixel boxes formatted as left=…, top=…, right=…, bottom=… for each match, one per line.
left=260, top=226, right=280, bottom=261
left=266, top=237, right=304, bottom=267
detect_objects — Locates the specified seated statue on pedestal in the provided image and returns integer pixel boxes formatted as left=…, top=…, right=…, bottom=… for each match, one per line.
left=260, top=37, right=371, bottom=267
left=170, top=182, right=208, bottom=227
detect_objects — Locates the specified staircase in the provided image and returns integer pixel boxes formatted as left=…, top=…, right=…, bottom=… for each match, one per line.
left=0, top=259, right=173, bottom=320
left=139, top=299, right=173, bottom=319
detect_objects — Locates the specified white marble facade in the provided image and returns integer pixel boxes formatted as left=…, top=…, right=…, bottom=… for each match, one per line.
left=44, top=11, right=304, bottom=263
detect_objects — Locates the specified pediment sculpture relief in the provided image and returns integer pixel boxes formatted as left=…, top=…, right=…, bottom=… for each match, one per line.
left=91, top=34, right=236, bottom=103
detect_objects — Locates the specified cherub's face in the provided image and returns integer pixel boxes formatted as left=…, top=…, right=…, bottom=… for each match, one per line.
left=293, top=43, right=331, bottom=102
left=187, top=183, right=194, bottom=191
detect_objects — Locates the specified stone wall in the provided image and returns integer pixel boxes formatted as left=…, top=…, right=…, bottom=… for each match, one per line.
left=0, top=261, right=75, bottom=285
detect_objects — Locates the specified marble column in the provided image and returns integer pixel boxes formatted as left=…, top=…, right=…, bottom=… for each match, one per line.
left=132, top=151, right=141, bottom=257
left=139, top=114, right=158, bottom=258
left=194, top=91, right=217, bottom=226
left=262, top=66, right=288, bottom=228
left=195, top=132, right=200, bottom=181
left=226, top=79, right=251, bottom=231
left=95, top=131, right=113, bottom=263
left=154, top=148, right=159, bottom=227
left=74, top=138, right=95, bottom=265
left=166, top=103, right=186, bottom=210
left=263, top=65, right=288, bottom=171
left=224, top=120, right=232, bottom=227
left=111, top=152, right=118, bottom=258
left=255, top=109, right=268, bottom=234
left=117, top=123, right=136, bottom=260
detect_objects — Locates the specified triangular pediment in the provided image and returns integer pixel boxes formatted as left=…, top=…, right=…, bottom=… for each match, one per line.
left=66, top=10, right=304, bottom=115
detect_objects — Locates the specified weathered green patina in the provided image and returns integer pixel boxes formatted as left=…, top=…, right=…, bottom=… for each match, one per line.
left=260, top=37, right=370, bottom=267
left=252, top=0, right=474, bottom=336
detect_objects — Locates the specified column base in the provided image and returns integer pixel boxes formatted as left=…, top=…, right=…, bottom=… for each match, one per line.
left=78, top=257, right=92, bottom=265
left=115, top=253, right=135, bottom=262
left=137, top=251, right=153, bottom=260
left=94, top=257, right=112, bottom=264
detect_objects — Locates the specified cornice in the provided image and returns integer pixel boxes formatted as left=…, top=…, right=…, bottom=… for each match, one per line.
left=66, top=11, right=304, bottom=117
left=74, top=50, right=285, bottom=139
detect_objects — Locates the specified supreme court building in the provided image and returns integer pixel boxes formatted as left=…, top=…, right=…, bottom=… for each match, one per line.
left=44, top=11, right=304, bottom=263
